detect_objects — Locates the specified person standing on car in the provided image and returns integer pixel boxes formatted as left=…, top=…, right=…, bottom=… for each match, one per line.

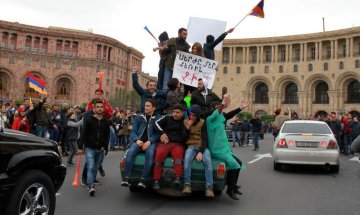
left=152, top=104, right=189, bottom=190
left=78, top=99, right=110, bottom=197
left=206, top=95, right=249, bottom=200
left=121, top=99, right=161, bottom=189
left=182, top=105, right=214, bottom=198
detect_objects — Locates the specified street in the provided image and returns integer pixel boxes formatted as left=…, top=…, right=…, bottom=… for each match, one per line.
left=56, top=133, right=360, bottom=215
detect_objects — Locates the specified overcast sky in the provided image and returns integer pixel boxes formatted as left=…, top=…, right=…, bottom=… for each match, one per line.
left=1, top=0, right=360, bottom=77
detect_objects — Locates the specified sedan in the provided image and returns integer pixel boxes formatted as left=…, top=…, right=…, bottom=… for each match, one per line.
left=273, top=120, right=340, bottom=172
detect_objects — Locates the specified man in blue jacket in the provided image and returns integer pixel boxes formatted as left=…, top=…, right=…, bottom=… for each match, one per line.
left=121, top=99, right=161, bottom=188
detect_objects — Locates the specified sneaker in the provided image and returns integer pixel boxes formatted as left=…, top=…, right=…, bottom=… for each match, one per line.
left=94, top=179, right=101, bottom=185
left=81, top=178, right=86, bottom=186
left=89, top=187, right=96, bottom=196
left=205, top=187, right=215, bottom=198
left=182, top=184, right=192, bottom=194
left=138, top=179, right=146, bottom=189
left=121, top=177, right=131, bottom=187
left=173, top=177, right=181, bottom=187
left=226, top=188, right=239, bottom=200
left=153, top=180, right=160, bottom=190
left=99, top=168, right=105, bottom=177
left=235, top=185, right=243, bottom=195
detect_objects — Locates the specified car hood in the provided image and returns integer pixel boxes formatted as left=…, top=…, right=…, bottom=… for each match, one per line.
left=1, top=128, right=57, bottom=146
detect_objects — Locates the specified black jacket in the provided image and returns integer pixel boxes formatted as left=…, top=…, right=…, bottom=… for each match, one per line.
left=203, top=32, right=228, bottom=60
left=79, top=115, right=110, bottom=150
left=191, top=89, right=222, bottom=118
left=154, top=115, right=188, bottom=144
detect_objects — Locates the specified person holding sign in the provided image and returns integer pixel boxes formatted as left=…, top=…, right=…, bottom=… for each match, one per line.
left=163, top=28, right=190, bottom=91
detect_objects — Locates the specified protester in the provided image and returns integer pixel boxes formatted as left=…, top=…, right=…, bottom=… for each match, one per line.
left=153, top=31, right=169, bottom=90
left=165, top=78, right=183, bottom=114
left=203, top=28, right=234, bottom=60
left=12, top=107, right=30, bottom=133
left=66, top=111, right=83, bottom=166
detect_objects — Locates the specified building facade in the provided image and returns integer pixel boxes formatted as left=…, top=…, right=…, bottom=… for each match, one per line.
left=213, top=27, right=360, bottom=118
left=0, top=20, right=153, bottom=105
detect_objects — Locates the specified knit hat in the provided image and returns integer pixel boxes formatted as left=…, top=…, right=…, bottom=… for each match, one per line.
left=190, top=105, right=201, bottom=117
left=158, top=31, right=169, bottom=43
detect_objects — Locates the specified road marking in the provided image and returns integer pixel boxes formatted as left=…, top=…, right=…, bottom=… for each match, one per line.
left=56, top=193, right=61, bottom=196
left=349, top=156, right=360, bottom=163
left=248, top=153, right=272, bottom=164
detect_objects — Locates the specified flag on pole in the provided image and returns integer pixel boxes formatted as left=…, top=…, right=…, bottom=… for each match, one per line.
left=143, top=26, right=160, bottom=44
left=249, top=0, right=265, bottom=18
left=98, top=71, right=104, bottom=96
left=27, top=72, right=47, bottom=94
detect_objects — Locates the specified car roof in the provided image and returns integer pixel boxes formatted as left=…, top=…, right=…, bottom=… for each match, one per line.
left=284, top=120, right=327, bottom=125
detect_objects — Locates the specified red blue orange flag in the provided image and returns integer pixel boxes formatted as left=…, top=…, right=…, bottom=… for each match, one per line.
left=249, top=0, right=265, bottom=18
left=27, top=71, right=47, bottom=94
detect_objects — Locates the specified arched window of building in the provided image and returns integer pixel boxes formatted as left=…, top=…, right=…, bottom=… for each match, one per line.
left=279, top=65, right=283, bottom=73
left=339, top=61, right=344, bottom=70
left=223, top=66, right=228, bottom=74
left=347, top=80, right=360, bottom=103
left=264, top=66, right=269, bottom=73
left=0, top=73, right=8, bottom=94
left=250, top=66, right=255, bottom=74
left=355, top=60, right=360, bottom=68
left=254, top=83, right=269, bottom=104
left=314, top=82, right=329, bottom=104
left=324, top=63, right=328, bottom=71
left=236, top=66, right=241, bottom=74
left=293, top=65, right=298, bottom=72
left=284, top=83, right=298, bottom=104
left=70, top=61, right=77, bottom=70
left=56, top=78, right=71, bottom=101
left=308, top=64, right=313, bottom=72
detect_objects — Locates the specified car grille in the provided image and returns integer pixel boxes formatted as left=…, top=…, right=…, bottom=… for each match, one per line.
left=295, top=141, right=319, bottom=148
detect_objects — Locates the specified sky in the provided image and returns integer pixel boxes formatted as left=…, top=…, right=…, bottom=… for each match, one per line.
left=1, top=0, right=360, bottom=77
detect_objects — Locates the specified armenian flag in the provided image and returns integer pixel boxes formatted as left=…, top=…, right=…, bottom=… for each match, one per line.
left=27, top=72, right=47, bottom=94
left=249, top=0, right=265, bottom=18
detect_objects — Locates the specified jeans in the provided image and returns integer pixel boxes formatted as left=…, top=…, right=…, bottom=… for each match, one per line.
left=109, top=127, right=118, bottom=149
left=85, top=148, right=104, bottom=187
left=231, top=131, right=240, bottom=146
left=240, top=131, right=249, bottom=145
left=120, top=135, right=129, bottom=148
left=183, top=147, right=213, bottom=188
left=343, top=134, right=352, bottom=155
left=162, top=68, right=173, bottom=91
left=67, top=140, right=78, bottom=164
left=252, top=132, right=260, bottom=149
left=157, top=66, right=165, bottom=90
left=48, top=128, right=60, bottom=142
left=36, top=125, right=47, bottom=138
left=125, top=142, right=155, bottom=180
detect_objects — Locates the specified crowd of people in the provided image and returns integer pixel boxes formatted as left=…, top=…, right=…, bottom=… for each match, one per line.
left=1, top=26, right=359, bottom=200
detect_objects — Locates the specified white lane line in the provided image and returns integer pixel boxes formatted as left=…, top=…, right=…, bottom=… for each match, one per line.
left=248, top=153, right=272, bottom=164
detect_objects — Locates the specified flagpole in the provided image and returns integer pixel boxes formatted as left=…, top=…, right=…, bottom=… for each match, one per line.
left=234, top=12, right=251, bottom=29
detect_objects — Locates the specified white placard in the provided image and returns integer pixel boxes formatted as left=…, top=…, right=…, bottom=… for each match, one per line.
left=173, top=51, right=218, bottom=89
left=187, top=17, right=227, bottom=51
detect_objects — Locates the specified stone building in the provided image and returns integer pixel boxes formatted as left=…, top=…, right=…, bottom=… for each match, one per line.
left=0, top=20, right=155, bottom=105
left=214, top=27, right=360, bottom=118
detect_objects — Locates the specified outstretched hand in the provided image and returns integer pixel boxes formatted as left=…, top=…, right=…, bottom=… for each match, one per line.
left=240, top=100, right=250, bottom=110
left=132, top=66, right=139, bottom=73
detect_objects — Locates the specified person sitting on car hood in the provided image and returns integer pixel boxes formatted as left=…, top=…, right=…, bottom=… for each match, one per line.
left=152, top=104, right=189, bottom=190
left=182, top=105, right=214, bottom=198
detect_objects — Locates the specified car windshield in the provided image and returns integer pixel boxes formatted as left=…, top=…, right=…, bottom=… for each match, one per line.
left=282, top=123, right=332, bottom=134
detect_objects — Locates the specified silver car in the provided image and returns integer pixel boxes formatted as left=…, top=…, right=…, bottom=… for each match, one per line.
left=273, top=120, right=340, bottom=172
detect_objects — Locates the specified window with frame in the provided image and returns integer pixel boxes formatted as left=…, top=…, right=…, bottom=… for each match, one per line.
left=284, top=83, right=298, bottom=104
left=347, top=80, right=360, bottom=103
left=308, top=63, right=313, bottom=72
left=314, top=82, right=329, bottom=104
left=8, top=55, right=14, bottom=64
left=311, top=47, right=316, bottom=60
left=280, top=49, right=286, bottom=62
left=264, top=66, right=269, bottom=73
left=56, top=39, right=62, bottom=56
left=25, top=35, right=32, bottom=52
left=342, top=44, right=346, bottom=57
left=1, top=32, right=9, bottom=48
left=279, top=65, right=283, bottom=73
left=42, top=38, right=48, bottom=54
left=356, top=60, right=360, bottom=68
left=295, top=48, right=300, bottom=61
left=250, top=66, right=255, bottom=74
left=40, top=59, right=46, bottom=68
left=324, top=63, right=328, bottom=71
left=223, top=66, right=228, bottom=74
left=339, top=61, right=344, bottom=69
left=326, top=46, right=331, bottom=59
left=254, top=83, right=269, bottom=104
left=10, top=33, right=17, bottom=49
left=236, top=66, right=241, bottom=74
left=265, top=50, right=272, bottom=62
left=70, top=61, right=77, bottom=70
left=33, top=37, right=40, bottom=53
left=251, top=51, right=257, bottom=63
left=293, top=64, right=298, bottom=72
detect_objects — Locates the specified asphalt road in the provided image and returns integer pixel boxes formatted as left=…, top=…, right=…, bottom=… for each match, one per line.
left=56, top=133, right=360, bottom=215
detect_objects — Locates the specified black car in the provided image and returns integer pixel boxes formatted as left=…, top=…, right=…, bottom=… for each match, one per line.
left=0, top=128, right=66, bottom=215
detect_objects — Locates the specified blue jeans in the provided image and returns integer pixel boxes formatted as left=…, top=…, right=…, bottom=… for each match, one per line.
left=120, top=135, right=129, bottom=148
left=109, top=127, right=118, bottom=149
left=252, top=132, right=260, bottom=149
left=183, top=147, right=213, bottom=188
left=85, top=148, right=104, bottom=187
left=125, top=142, right=155, bottom=180
left=231, top=131, right=240, bottom=145
left=48, top=128, right=59, bottom=142
left=36, top=125, right=47, bottom=138
left=343, top=134, right=352, bottom=154
left=162, top=68, right=173, bottom=90
left=240, top=131, right=249, bottom=145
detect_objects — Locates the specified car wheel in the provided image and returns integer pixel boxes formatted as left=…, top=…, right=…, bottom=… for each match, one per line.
left=4, top=170, right=56, bottom=215
left=273, top=161, right=281, bottom=171
left=214, top=190, right=222, bottom=196
left=330, top=165, right=339, bottom=173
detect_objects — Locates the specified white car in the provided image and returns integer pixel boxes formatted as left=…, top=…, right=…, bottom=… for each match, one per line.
left=273, top=120, right=340, bottom=172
